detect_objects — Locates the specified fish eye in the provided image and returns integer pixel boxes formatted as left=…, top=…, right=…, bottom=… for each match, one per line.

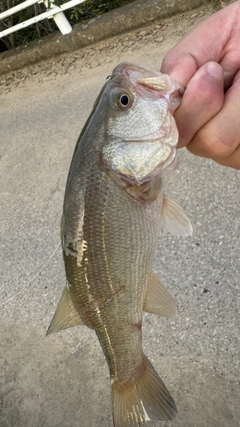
left=115, top=94, right=130, bottom=109
left=120, top=95, right=129, bottom=106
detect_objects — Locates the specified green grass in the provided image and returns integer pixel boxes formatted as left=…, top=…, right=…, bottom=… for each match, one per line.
left=66, top=0, right=135, bottom=22
left=0, top=0, right=135, bottom=50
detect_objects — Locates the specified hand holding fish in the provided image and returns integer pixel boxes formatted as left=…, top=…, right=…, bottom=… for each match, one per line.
left=161, top=0, right=240, bottom=169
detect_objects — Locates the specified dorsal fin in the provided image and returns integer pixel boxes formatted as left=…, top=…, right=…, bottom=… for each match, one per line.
left=46, top=286, right=85, bottom=336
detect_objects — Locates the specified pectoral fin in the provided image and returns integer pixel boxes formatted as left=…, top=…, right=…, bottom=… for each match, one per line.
left=46, top=286, right=84, bottom=335
left=161, top=195, right=193, bottom=236
left=144, top=272, right=177, bottom=318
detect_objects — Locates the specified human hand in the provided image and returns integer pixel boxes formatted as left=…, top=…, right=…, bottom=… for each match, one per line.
left=161, top=1, right=240, bottom=169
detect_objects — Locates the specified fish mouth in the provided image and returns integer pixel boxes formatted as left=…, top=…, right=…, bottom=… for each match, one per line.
left=102, top=62, right=182, bottom=186
left=112, top=62, right=184, bottom=111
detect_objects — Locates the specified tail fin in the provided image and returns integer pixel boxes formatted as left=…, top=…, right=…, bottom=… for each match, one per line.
left=112, top=354, right=177, bottom=427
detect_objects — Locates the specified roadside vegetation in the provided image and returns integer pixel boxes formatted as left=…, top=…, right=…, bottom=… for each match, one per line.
left=0, top=0, right=135, bottom=51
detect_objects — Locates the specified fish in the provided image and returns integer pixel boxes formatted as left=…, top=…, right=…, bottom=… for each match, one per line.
left=47, top=62, right=192, bottom=427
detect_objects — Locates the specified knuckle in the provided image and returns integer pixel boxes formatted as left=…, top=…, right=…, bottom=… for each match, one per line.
left=191, top=128, right=239, bottom=160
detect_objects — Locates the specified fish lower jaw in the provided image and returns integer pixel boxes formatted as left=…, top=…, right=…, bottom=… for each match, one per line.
left=146, top=148, right=178, bottom=181
left=119, top=148, right=177, bottom=187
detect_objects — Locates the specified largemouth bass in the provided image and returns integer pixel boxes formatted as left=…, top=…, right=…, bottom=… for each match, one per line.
left=47, top=62, right=192, bottom=426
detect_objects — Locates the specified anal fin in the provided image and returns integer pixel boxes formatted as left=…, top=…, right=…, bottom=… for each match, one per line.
left=46, top=286, right=84, bottom=336
left=144, top=272, right=177, bottom=318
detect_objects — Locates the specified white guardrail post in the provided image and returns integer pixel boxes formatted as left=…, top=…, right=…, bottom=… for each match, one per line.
left=0, top=0, right=87, bottom=38
left=43, top=0, right=72, bottom=34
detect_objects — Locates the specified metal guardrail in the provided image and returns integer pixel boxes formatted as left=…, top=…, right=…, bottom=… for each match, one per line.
left=0, top=0, right=86, bottom=38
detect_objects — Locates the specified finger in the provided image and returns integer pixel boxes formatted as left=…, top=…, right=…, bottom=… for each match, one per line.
left=216, top=145, right=240, bottom=169
left=161, top=51, right=198, bottom=88
left=174, top=62, right=224, bottom=149
left=187, top=70, right=240, bottom=169
left=161, top=2, right=240, bottom=88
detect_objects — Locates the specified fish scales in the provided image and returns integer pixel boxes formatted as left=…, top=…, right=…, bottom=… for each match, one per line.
left=82, top=163, right=163, bottom=379
left=47, top=62, right=193, bottom=427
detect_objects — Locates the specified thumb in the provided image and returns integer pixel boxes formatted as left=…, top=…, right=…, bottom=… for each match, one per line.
left=172, top=62, right=224, bottom=148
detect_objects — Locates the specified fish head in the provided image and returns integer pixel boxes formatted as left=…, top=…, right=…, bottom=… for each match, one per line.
left=101, top=62, right=183, bottom=186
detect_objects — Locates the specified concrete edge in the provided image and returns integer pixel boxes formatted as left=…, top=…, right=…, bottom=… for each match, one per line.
left=0, top=0, right=212, bottom=76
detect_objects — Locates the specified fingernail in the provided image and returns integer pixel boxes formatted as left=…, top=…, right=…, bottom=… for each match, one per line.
left=206, top=62, right=223, bottom=80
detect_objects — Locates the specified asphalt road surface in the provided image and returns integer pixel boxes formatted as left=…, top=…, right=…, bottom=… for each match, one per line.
left=0, top=4, right=239, bottom=427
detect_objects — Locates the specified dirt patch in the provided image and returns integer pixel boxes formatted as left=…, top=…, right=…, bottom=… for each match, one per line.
left=0, top=3, right=217, bottom=95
